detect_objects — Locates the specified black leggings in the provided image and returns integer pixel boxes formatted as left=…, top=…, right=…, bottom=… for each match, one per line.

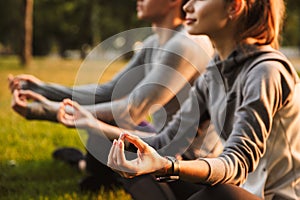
left=85, top=151, right=261, bottom=200
left=120, top=175, right=262, bottom=200
left=84, top=127, right=261, bottom=200
left=187, top=183, right=262, bottom=200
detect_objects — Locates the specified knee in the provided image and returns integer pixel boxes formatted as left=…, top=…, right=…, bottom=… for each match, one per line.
left=188, top=184, right=261, bottom=200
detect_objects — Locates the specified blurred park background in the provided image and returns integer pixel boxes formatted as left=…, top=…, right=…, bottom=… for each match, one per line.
left=0, top=0, right=299, bottom=65
left=0, top=0, right=299, bottom=199
left=0, top=0, right=148, bottom=65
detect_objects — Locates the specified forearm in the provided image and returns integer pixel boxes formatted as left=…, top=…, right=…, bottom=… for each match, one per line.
left=143, top=86, right=203, bottom=154
left=23, top=82, right=74, bottom=102
left=87, top=119, right=121, bottom=140
left=178, top=159, right=210, bottom=183
left=83, top=98, right=146, bottom=129
left=24, top=82, right=114, bottom=104
left=87, top=117, right=156, bottom=142
left=83, top=102, right=114, bottom=123
left=26, top=101, right=60, bottom=122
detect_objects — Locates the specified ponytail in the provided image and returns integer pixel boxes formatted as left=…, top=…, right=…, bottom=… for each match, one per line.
left=235, top=0, right=285, bottom=49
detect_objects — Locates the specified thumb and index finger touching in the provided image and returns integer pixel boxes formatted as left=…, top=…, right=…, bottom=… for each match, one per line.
left=8, top=73, right=45, bottom=102
left=8, top=74, right=37, bottom=92
left=18, top=90, right=46, bottom=102
left=120, top=132, right=150, bottom=154
left=9, top=74, right=41, bottom=84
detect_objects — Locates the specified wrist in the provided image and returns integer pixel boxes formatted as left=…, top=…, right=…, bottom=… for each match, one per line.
left=164, top=156, right=173, bottom=175
left=87, top=118, right=100, bottom=130
left=156, top=156, right=180, bottom=182
left=154, top=156, right=172, bottom=176
left=165, top=156, right=180, bottom=176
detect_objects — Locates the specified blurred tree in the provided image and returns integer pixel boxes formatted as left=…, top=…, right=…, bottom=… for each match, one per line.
left=0, top=0, right=22, bottom=55
left=2, top=0, right=297, bottom=58
left=33, top=0, right=89, bottom=56
left=0, top=0, right=147, bottom=57
left=32, top=0, right=146, bottom=57
left=282, top=0, right=300, bottom=47
left=20, top=0, right=34, bottom=66
left=90, top=0, right=101, bottom=46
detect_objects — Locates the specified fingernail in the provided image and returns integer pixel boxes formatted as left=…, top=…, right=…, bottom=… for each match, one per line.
left=119, top=140, right=123, bottom=147
left=121, top=132, right=128, bottom=139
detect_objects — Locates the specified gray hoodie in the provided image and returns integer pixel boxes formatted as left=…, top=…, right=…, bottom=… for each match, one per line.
left=144, top=44, right=300, bottom=199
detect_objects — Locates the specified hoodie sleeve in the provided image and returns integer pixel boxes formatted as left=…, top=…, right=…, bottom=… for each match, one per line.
left=142, top=76, right=212, bottom=157
left=201, top=60, right=296, bottom=185
left=22, top=49, right=146, bottom=105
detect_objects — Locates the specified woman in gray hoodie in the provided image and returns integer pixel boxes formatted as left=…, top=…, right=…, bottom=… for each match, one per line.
left=59, top=0, right=300, bottom=199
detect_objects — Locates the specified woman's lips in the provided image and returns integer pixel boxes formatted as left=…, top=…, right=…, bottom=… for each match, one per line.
left=185, top=18, right=196, bottom=25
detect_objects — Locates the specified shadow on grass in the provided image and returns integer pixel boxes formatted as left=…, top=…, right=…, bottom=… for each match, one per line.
left=0, top=159, right=132, bottom=200
left=0, top=159, right=131, bottom=200
left=0, top=159, right=84, bottom=198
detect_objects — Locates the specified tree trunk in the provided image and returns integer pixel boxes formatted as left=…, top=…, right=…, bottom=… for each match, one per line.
left=20, top=0, right=33, bottom=66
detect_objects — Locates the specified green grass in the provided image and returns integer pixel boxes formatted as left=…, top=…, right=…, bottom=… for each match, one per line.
left=0, top=56, right=132, bottom=200
left=1, top=55, right=299, bottom=200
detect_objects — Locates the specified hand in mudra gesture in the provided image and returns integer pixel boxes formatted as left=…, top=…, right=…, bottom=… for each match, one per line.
left=57, top=99, right=97, bottom=129
left=107, top=133, right=169, bottom=178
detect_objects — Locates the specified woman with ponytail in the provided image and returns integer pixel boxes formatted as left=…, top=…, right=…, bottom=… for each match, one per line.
left=59, top=0, right=300, bottom=199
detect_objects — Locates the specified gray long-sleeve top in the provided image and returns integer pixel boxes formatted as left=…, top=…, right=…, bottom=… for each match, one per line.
left=24, top=26, right=214, bottom=131
left=143, top=44, right=300, bottom=199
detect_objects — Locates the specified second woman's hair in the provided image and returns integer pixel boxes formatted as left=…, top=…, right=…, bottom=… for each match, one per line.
left=229, top=0, right=285, bottom=49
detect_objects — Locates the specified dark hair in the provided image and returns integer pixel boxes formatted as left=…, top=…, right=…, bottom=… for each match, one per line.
left=180, top=0, right=189, bottom=19
left=228, top=0, right=285, bottom=49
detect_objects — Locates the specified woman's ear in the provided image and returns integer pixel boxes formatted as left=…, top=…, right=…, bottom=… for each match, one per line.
left=227, top=0, right=244, bottom=19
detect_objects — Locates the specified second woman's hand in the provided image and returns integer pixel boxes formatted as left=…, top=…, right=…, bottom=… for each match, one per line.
left=107, top=132, right=170, bottom=178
